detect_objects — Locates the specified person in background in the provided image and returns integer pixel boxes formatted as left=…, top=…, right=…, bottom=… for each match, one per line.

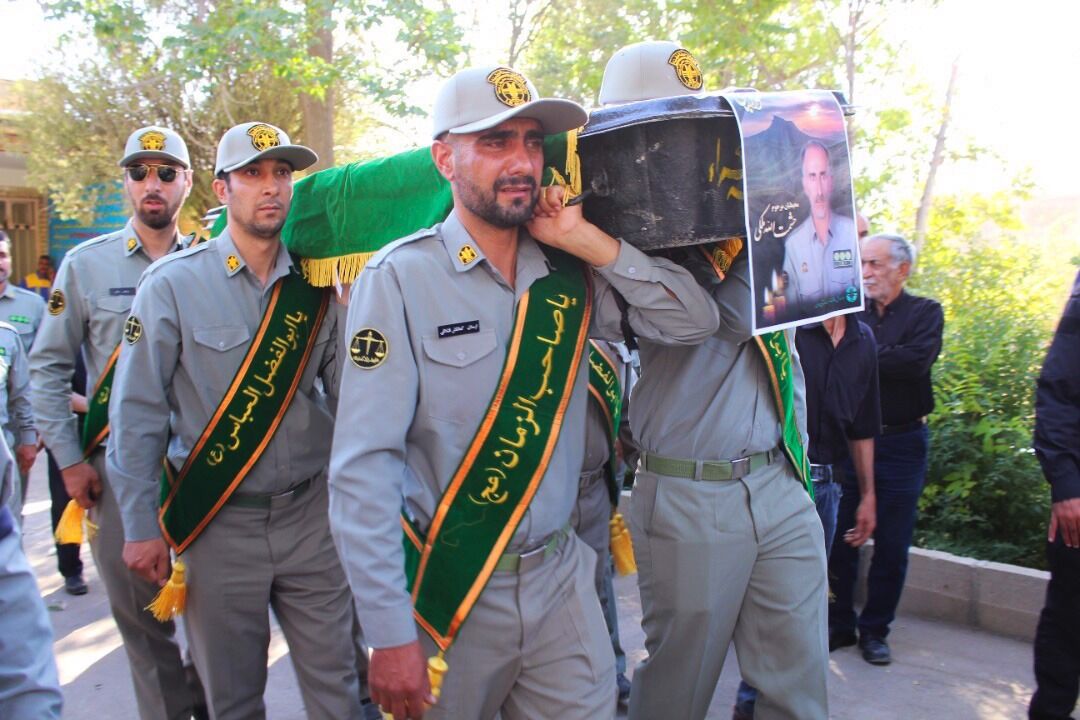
left=829, top=232, right=943, bottom=666
left=21, top=254, right=55, bottom=302
left=1028, top=269, right=1080, bottom=720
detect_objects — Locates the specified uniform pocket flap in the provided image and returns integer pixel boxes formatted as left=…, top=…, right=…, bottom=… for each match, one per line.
left=192, top=325, right=252, bottom=352
left=421, top=328, right=498, bottom=368
left=95, top=295, right=133, bottom=314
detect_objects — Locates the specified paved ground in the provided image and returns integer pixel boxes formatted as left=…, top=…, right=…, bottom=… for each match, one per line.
left=19, top=456, right=1038, bottom=719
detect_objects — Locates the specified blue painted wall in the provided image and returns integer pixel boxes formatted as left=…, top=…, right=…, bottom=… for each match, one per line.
left=47, top=185, right=127, bottom=261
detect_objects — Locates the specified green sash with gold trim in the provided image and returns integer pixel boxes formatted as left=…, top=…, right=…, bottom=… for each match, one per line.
left=402, top=249, right=591, bottom=652
left=587, top=340, right=623, bottom=504
left=701, top=241, right=813, bottom=496
left=82, top=344, right=120, bottom=457
left=159, top=271, right=329, bottom=554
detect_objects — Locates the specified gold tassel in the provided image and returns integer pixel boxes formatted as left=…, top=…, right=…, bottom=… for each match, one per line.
left=610, top=512, right=637, bottom=576
left=300, top=252, right=377, bottom=288
left=54, top=500, right=94, bottom=545
left=427, top=652, right=448, bottom=703
left=146, top=560, right=187, bottom=622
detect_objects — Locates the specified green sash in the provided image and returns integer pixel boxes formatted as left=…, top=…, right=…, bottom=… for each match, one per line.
left=82, top=344, right=120, bottom=457
left=587, top=340, right=623, bottom=504
left=403, top=249, right=591, bottom=652
left=701, top=241, right=813, bottom=496
left=159, top=271, right=330, bottom=554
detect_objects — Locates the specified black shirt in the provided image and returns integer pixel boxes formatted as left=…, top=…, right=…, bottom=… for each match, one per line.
left=858, top=290, right=944, bottom=426
left=796, top=317, right=881, bottom=465
left=1034, top=270, right=1080, bottom=502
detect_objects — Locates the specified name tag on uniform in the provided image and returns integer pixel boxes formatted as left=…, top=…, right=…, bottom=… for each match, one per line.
left=832, top=249, right=854, bottom=269
left=438, top=321, right=480, bottom=338
left=109, top=287, right=137, bottom=296
left=7, top=314, right=29, bottom=325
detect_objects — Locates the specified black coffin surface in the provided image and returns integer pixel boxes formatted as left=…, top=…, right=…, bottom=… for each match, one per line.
left=578, top=92, right=852, bottom=252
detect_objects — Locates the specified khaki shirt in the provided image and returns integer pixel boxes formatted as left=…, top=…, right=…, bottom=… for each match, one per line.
left=782, top=212, right=859, bottom=306
left=106, top=230, right=340, bottom=542
left=0, top=322, right=34, bottom=450
left=630, top=249, right=808, bottom=461
left=0, top=284, right=45, bottom=351
left=29, top=220, right=185, bottom=469
left=328, top=211, right=719, bottom=648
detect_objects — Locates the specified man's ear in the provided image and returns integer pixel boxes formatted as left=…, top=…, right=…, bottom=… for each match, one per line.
left=431, top=140, right=454, bottom=182
left=212, top=177, right=228, bottom=204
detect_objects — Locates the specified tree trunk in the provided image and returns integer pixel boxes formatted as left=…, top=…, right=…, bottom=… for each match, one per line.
left=300, top=0, right=335, bottom=171
left=914, top=58, right=960, bottom=250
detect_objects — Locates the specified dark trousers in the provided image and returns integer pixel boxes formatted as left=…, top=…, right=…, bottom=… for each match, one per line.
left=47, top=449, right=82, bottom=579
left=1029, top=536, right=1080, bottom=719
left=829, top=424, right=928, bottom=638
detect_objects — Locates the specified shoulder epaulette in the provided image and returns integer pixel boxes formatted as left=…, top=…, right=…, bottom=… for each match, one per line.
left=365, top=226, right=440, bottom=270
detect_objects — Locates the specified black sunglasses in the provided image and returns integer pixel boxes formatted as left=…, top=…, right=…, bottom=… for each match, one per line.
left=126, top=164, right=184, bottom=183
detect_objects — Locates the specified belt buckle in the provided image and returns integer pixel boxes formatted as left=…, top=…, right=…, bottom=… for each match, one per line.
left=729, top=456, right=751, bottom=479
left=517, top=542, right=549, bottom=573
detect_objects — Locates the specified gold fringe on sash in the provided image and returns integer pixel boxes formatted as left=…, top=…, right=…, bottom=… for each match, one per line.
left=146, top=560, right=187, bottom=622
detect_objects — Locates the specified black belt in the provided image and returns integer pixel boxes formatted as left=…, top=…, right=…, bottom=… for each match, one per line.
left=227, top=476, right=313, bottom=509
left=881, top=418, right=926, bottom=436
left=810, top=464, right=834, bottom=483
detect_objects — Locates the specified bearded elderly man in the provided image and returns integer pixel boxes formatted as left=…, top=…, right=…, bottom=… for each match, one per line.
left=29, top=126, right=199, bottom=720
left=328, top=66, right=719, bottom=720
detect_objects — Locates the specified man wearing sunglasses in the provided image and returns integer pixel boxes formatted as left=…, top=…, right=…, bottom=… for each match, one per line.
left=29, top=126, right=201, bottom=720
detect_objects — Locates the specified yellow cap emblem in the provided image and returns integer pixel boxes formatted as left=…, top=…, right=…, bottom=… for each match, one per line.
left=48, top=289, right=66, bottom=316
left=668, top=49, right=703, bottom=91
left=349, top=328, right=388, bottom=369
left=124, top=315, right=143, bottom=344
left=127, top=237, right=137, bottom=252
left=458, top=245, right=478, bottom=265
left=139, top=130, right=167, bottom=151
left=226, top=255, right=241, bottom=272
left=247, top=124, right=281, bottom=152
left=486, top=68, right=531, bottom=107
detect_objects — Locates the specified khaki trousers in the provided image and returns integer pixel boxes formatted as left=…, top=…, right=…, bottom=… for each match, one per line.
left=183, top=476, right=361, bottom=720
left=418, top=532, right=616, bottom=720
left=87, top=451, right=193, bottom=720
left=628, top=457, right=828, bottom=720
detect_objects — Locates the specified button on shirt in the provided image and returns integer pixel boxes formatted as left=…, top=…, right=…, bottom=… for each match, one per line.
left=795, top=318, right=880, bottom=466
left=858, top=290, right=944, bottom=426
left=30, top=220, right=183, bottom=469
left=328, top=211, right=719, bottom=649
left=783, top=213, right=859, bottom=306
left=0, top=284, right=45, bottom=351
left=631, top=248, right=809, bottom=461
left=106, top=230, right=340, bottom=542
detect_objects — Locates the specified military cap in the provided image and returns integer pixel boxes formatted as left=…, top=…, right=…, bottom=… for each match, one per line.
left=599, top=41, right=705, bottom=106
left=214, top=121, right=318, bottom=175
left=119, top=126, right=191, bottom=169
left=432, top=65, right=587, bottom=139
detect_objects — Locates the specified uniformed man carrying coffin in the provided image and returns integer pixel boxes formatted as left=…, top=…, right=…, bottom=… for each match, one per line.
left=106, top=122, right=365, bottom=720
left=29, top=126, right=199, bottom=720
left=327, top=66, right=720, bottom=720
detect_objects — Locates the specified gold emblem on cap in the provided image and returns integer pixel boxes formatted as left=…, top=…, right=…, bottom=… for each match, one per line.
left=226, top=255, right=241, bottom=272
left=667, top=49, right=703, bottom=91
left=127, top=237, right=137, bottom=251
left=247, top=124, right=281, bottom=152
left=48, top=289, right=65, bottom=316
left=458, top=245, right=478, bottom=265
left=486, top=68, right=531, bottom=108
left=349, top=328, right=388, bottom=369
left=139, top=130, right=167, bottom=151
left=124, top=315, right=143, bottom=345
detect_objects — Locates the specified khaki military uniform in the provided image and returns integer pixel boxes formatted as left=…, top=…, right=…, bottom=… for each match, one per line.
left=329, top=211, right=719, bottom=720
left=627, top=250, right=829, bottom=720
left=0, top=322, right=34, bottom=522
left=0, top=283, right=45, bottom=516
left=28, top=220, right=194, bottom=720
left=106, top=230, right=362, bottom=720
left=782, top=212, right=859, bottom=306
